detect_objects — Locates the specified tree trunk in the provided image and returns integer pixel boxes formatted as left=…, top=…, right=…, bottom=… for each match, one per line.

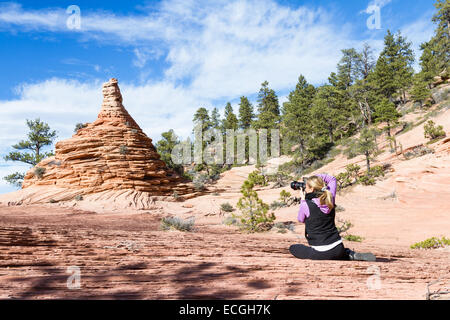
left=365, top=151, right=371, bottom=174
left=393, top=138, right=398, bottom=155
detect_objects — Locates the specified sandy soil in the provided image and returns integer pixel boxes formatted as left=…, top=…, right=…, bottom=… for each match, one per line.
left=0, top=101, right=449, bottom=300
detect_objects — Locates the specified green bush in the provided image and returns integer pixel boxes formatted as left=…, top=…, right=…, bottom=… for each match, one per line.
left=336, top=172, right=352, bottom=190
left=223, top=216, right=239, bottom=226
left=266, top=171, right=291, bottom=188
left=235, top=180, right=275, bottom=232
left=336, top=164, right=360, bottom=190
left=193, top=180, right=205, bottom=191
left=247, top=170, right=267, bottom=186
left=272, top=222, right=295, bottom=232
left=33, top=167, right=46, bottom=179
left=74, top=123, right=87, bottom=133
left=358, top=175, right=376, bottom=186
left=368, top=165, right=385, bottom=178
left=410, top=237, right=450, bottom=249
left=269, top=200, right=287, bottom=210
left=220, top=202, right=234, bottom=212
left=182, top=172, right=194, bottom=181
left=193, top=173, right=208, bottom=191
left=161, top=216, right=195, bottom=232
left=279, top=190, right=291, bottom=203
left=119, top=145, right=128, bottom=155
left=336, top=219, right=353, bottom=235
left=424, top=120, right=446, bottom=141
left=343, top=234, right=364, bottom=242
left=75, top=195, right=83, bottom=201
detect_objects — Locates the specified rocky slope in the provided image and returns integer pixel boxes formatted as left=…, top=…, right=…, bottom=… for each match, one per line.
left=0, top=82, right=448, bottom=300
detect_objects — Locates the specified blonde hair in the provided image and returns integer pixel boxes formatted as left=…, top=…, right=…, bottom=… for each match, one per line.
left=306, top=175, right=334, bottom=210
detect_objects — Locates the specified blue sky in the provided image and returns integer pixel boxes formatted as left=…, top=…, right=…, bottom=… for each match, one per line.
left=0, top=0, right=438, bottom=193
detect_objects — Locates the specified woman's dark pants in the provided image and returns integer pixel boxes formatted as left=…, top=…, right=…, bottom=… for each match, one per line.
left=289, top=243, right=349, bottom=260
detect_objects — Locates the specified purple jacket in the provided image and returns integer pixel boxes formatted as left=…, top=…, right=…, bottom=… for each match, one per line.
left=297, top=174, right=337, bottom=223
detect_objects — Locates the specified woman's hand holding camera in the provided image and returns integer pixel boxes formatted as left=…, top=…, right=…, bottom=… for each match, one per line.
left=299, top=188, right=306, bottom=201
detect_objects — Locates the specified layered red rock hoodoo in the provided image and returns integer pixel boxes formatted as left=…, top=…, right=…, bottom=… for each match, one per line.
left=22, top=78, right=195, bottom=196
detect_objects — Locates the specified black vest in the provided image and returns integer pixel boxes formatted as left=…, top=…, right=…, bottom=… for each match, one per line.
left=304, top=192, right=341, bottom=246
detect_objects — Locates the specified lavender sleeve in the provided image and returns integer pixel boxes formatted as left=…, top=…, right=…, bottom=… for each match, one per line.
left=317, top=173, right=337, bottom=203
left=297, top=200, right=309, bottom=223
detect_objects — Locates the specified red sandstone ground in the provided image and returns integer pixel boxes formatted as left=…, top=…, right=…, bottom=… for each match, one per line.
left=0, top=95, right=449, bottom=300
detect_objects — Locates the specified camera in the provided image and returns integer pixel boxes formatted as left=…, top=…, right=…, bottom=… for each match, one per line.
left=290, top=178, right=307, bottom=191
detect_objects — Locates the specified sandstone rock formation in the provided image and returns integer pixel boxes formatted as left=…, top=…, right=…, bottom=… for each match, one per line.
left=2, top=78, right=198, bottom=208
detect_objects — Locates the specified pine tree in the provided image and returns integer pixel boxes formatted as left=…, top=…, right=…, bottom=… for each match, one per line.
left=337, top=48, right=361, bottom=89
left=417, top=1, right=449, bottom=87
left=254, top=81, right=280, bottom=130
left=357, top=43, right=376, bottom=80
left=345, top=128, right=378, bottom=173
left=374, top=98, right=401, bottom=139
left=193, top=107, right=212, bottom=132
left=4, top=118, right=57, bottom=187
left=156, top=129, right=184, bottom=174
left=281, top=75, right=315, bottom=155
left=430, top=0, right=450, bottom=72
left=411, top=75, right=432, bottom=108
left=350, top=79, right=378, bottom=127
left=211, top=107, right=221, bottom=129
left=235, top=179, right=275, bottom=232
left=192, top=107, right=213, bottom=172
left=419, top=42, right=438, bottom=86
left=222, top=102, right=238, bottom=130
left=371, top=30, right=415, bottom=103
left=311, top=83, right=351, bottom=144
left=238, top=96, right=255, bottom=130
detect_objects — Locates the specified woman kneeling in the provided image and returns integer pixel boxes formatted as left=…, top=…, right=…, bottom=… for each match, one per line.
left=289, top=174, right=375, bottom=261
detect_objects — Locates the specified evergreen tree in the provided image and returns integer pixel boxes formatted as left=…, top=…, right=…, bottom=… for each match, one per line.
left=235, top=179, right=275, bottom=232
left=222, top=102, right=238, bottom=130
left=419, top=42, right=438, bottom=86
left=350, top=79, right=378, bottom=127
left=211, top=107, right=221, bottom=129
left=345, top=128, right=378, bottom=173
left=192, top=107, right=212, bottom=172
left=221, top=103, right=239, bottom=165
left=3, top=118, right=57, bottom=187
left=411, top=75, right=432, bottom=107
left=418, top=0, right=450, bottom=83
left=431, top=0, right=450, bottom=72
left=156, top=129, right=183, bottom=173
left=357, top=43, right=376, bottom=80
left=311, top=85, right=347, bottom=145
left=374, top=98, right=401, bottom=149
left=193, top=107, right=212, bottom=132
left=371, top=30, right=415, bottom=103
left=337, top=48, right=361, bottom=89
left=238, top=96, right=255, bottom=130
left=254, top=81, right=280, bottom=130
left=281, top=75, right=315, bottom=155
